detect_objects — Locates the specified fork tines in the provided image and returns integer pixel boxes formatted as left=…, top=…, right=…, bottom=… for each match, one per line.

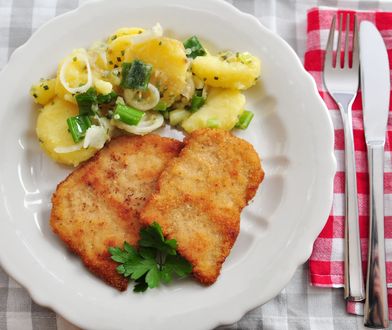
left=325, top=13, right=358, bottom=69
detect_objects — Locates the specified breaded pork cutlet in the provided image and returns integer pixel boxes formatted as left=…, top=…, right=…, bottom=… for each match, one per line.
left=50, top=135, right=183, bottom=291
left=141, top=128, right=264, bottom=285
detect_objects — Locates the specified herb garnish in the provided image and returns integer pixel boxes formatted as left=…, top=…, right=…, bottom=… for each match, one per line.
left=75, top=87, right=117, bottom=115
left=183, top=36, right=207, bottom=59
left=109, top=222, right=192, bottom=292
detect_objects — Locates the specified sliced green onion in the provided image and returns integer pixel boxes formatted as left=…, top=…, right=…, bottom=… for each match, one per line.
left=113, top=103, right=144, bottom=126
left=97, top=91, right=117, bottom=104
left=67, top=115, right=92, bottom=143
left=206, top=118, right=220, bottom=128
left=189, top=95, right=205, bottom=112
left=169, top=109, right=191, bottom=126
left=154, top=101, right=167, bottom=111
left=123, top=84, right=160, bottom=111
left=75, top=88, right=97, bottom=115
left=121, top=60, right=152, bottom=90
left=116, top=96, right=125, bottom=105
left=183, top=36, right=207, bottom=59
left=195, top=89, right=203, bottom=97
left=161, top=110, right=170, bottom=120
left=235, top=110, right=254, bottom=129
left=76, top=88, right=116, bottom=115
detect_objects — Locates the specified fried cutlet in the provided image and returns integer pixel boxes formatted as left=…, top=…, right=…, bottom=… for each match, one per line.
left=140, top=128, right=264, bottom=285
left=50, top=135, right=183, bottom=291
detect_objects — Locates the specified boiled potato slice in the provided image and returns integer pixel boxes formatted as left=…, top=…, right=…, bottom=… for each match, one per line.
left=106, top=27, right=145, bottom=69
left=30, top=78, right=56, bottom=106
left=107, top=27, right=144, bottom=43
left=94, top=78, right=112, bottom=95
left=107, top=36, right=133, bottom=69
left=192, top=54, right=260, bottom=90
left=181, top=88, right=245, bottom=133
left=36, top=97, right=97, bottom=166
left=124, top=37, right=188, bottom=106
left=61, top=51, right=89, bottom=88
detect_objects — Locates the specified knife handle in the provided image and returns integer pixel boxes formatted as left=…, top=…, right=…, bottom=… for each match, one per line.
left=339, top=101, right=365, bottom=302
left=364, top=142, right=389, bottom=329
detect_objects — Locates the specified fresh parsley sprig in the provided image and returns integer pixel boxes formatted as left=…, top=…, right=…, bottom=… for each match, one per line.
left=108, top=222, right=192, bottom=292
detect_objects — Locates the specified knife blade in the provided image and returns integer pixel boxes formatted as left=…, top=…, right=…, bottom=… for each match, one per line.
left=360, top=21, right=390, bottom=329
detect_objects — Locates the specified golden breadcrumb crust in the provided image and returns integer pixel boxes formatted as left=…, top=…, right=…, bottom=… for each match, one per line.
left=141, top=128, right=264, bottom=285
left=51, top=135, right=183, bottom=291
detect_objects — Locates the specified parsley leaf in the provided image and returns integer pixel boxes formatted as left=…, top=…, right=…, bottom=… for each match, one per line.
left=165, top=254, right=193, bottom=277
left=108, top=222, right=192, bottom=293
left=134, top=275, right=148, bottom=292
left=139, top=222, right=177, bottom=255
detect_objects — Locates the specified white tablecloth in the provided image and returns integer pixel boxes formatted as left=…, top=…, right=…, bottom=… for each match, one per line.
left=1, top=0, right=392, bottom=329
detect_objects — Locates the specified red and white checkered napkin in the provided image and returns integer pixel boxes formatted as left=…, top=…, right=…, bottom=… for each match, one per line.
left=305, top=7, right=392, bottom=317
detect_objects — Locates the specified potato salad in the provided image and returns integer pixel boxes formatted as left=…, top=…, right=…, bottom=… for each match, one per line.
left=30, top=24, right=261, bottom=166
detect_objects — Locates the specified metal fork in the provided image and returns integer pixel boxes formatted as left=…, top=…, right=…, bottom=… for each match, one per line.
left=323, top=14, right=365, bottom=302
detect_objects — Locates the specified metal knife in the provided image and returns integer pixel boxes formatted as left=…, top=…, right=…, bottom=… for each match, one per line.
left=360, top=21, right=390, bottom=329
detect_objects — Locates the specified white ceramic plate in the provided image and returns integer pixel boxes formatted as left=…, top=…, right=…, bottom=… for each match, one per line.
left=0, top=0, right=336, bottom=329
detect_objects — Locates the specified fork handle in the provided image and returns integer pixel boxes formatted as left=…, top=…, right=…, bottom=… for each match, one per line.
left=338, top=99, right=365, bottom=301
left=364, top=142, right=389, bottom=329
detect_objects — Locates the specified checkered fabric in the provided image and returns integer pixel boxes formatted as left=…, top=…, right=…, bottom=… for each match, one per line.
left=305, top=7, right=392, bottom=319
left=1, top=1, right=392, bottom=329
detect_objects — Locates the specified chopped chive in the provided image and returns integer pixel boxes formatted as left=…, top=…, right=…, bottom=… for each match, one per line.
left=111, top=34, right=117, bottom=40
left=67, top=115, right=92, bottom=143
left=214, top=76, right=219, bottom=80
left=189, top=95, right=205, bottom=112
left=121, top=50, right=125, bottom=56
left=33, top=93, right=37, bottom=98
left=73, top=56, right=77, bottom=62
left=120, top=60, right=153, bottom=90
left=113, top=103, right=144, bottom=126
left=154, top=101, right=167, bottom=111
left=206, top=118, right=220, bottom=128
left=235, top=110, right=254, bottom=129
left=108, top=60, right=113, bottom=65
left=43, top=85, right=49, bottom=90
left=183, top=36, right=207, bottom=59
left=159, top=41, right=162, bottom=46
left=116, top=57, right=122, bottom=62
